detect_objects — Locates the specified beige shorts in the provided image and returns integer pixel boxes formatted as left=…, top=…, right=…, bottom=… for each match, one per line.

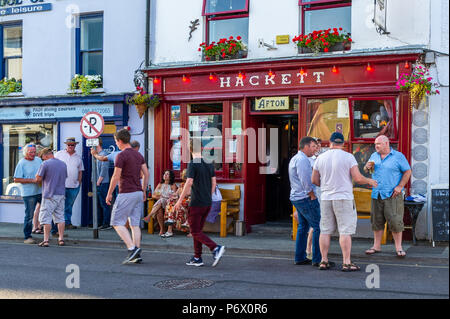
left=320, top=200, right=357, bottom=235
left=39, top=195, right=65, bottom=225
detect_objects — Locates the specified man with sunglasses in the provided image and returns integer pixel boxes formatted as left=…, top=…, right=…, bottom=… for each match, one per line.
left=55, top=137, right=84, bottom=229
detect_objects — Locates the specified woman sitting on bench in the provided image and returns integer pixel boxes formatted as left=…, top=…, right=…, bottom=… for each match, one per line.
left=143, top=170, right=177, bottom=237
left=164, top=169, right=191, bottom=237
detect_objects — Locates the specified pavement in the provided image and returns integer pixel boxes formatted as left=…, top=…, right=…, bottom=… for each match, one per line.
left=1, top=222, right=448, bottom=264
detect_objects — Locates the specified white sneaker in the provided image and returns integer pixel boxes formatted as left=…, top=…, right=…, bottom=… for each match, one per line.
left=212, top=245, right=225, bottom=267
left=162, top=232, right=173, bottom=238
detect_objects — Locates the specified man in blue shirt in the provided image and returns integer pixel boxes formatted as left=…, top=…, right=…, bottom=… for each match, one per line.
left=364, top=135, right=411, bottom=258
left=14, top=144, right=43, bottom=244
left=289, top=136, right=322, bottom=267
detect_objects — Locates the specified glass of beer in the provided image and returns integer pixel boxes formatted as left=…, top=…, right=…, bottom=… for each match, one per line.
left=367, top=160, right=375, bottom=174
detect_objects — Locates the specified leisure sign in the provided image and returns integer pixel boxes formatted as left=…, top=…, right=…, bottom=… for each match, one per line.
left=0, top=0, right=52, bottom=16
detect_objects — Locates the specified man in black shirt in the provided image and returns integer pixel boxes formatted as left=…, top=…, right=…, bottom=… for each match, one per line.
left=174, top=140, right=225, bottom=267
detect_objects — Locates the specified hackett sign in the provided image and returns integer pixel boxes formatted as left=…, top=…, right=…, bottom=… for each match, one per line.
left=159, top=64, right=397, bottom=95
left=0, top=0, right=51, bottom=16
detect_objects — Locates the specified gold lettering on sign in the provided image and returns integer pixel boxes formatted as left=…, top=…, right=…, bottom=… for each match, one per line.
left=255, top=97, right=290, bottom=111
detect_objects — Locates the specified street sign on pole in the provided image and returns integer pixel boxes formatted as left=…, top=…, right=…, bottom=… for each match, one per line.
left=80, top=112, right=104, bottom=139
left=80, top=112, right=105, bottom=239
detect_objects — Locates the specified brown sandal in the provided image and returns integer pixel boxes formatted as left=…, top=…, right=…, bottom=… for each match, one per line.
left=38, top=241, right=49, bottom=247
left=58, top=240, right=65, bottom=246
left=341, top=262, right=360, bottom=272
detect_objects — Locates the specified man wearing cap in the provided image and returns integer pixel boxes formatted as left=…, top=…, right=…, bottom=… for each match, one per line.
left=55, top=137, right=84, bottom=229
left=13, top=144, right=43, bottom=244
left=35, top=148, right=68, bottom=247
left=364, top=135, right=411, bottom=258
left=312, top=132, right=378, bottom=272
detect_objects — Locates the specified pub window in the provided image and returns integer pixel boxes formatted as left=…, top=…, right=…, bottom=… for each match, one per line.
left=1, top=23, right=23, bottom=82
left=2, top=124, right=56, bottom=197
left=299, top=0, right=351, bottom=35
left=229, top=102, right=243, bottom=178
left=203, top=0, right=249, bottom=47
left=351, top=98, right=397, bottom=139
left=188, top=103, right=223, bottom=172
left=306, top=98, right=350, bottom=142
left=77, top=14, right=103, bottom=78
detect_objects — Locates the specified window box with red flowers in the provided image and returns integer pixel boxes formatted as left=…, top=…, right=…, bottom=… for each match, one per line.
left=199, top=36, right=248, bottom=61
left=293, top=28, right=352, bottom=55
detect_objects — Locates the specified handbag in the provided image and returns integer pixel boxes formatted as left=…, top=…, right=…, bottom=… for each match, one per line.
left=206, top=186, right=222, bottom=223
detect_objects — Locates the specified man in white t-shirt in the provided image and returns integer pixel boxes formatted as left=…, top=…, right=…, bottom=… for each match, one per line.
left=312, top=132, right=377, bottom=272
left=55, top=137, right=84, bottom=229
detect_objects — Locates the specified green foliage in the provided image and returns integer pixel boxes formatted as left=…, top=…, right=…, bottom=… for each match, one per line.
left=0, top=78, right=22, bottom=96
left=69, top=74, right=102, bottom=95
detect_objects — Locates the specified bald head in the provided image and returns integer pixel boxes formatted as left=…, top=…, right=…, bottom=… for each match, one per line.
left=375, top=135, right=390, bottom=154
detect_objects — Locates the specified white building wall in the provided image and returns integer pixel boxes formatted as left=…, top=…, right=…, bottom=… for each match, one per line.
left=0, top=0, right=148, bottom=226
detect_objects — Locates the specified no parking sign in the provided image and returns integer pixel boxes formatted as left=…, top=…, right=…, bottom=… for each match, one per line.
left=80, top=112, right=104, bottom=140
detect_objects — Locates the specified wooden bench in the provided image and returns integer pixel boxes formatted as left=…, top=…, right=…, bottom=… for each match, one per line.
left=291, top=188, right=389, bottom=244
left=145, top=185, right=241, bottom=237
left=219, top=185, right=241, bottom=237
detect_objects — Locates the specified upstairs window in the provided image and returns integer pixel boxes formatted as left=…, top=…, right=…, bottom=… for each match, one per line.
left=203, top=0, right=249, bottom=46
left=76, top=14, right=103, bottom=77
left=299, top=0, right=351, bottom=35
left=1, top=23, right=23, bottom=81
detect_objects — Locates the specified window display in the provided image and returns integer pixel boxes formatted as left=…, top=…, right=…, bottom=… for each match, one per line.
left=306, top=98, right=350, bottom=142
left=352, top=99, right=396, bottom=139
left=2, top=124, right=56, bottom=197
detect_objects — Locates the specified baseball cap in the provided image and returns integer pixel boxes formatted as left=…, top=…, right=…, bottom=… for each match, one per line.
left=330, top=132, right=345, bottom=144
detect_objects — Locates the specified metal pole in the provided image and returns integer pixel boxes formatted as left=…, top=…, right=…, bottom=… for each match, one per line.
left=91, top=148, right=99, bottom=239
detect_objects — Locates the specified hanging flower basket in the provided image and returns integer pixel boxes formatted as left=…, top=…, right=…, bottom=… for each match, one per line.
left=396, top=66, right=440, bottom=109
left=126, top=86, right=160, bottom=118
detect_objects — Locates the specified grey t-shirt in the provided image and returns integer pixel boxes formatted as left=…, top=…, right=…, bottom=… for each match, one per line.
left=37, top=158, right=68, bottom=198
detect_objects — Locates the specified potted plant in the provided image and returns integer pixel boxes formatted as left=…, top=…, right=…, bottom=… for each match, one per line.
left=199, top=36, right=247, bottom=61
left=127, top=86, right=160, bottom=118
left=69, top=74, right=102, bottom=95
left=396, top=65, right=440, bottom=109
left=293, top=28, right=352, bottom=55
left=0, top=78, right=22, bottom=96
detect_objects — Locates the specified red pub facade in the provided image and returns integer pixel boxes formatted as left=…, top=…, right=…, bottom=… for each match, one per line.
left=145, top=50, right=419, bottom=234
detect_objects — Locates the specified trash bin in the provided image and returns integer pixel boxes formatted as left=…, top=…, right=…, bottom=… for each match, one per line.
left=235, top=220, right=246, bottom=236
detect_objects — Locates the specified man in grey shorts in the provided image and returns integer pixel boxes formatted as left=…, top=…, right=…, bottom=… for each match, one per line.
left=35, top=148, right=68, bottom=247
left=312, top=132, right=377, bottom=272
left=106, top=129, right=149, bottom=264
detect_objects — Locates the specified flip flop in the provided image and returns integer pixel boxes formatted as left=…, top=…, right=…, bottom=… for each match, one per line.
left=365, top=248, right=381, bottom=255
left=396, top=250, right=406, bottom=258
left=58, top=240, right=65, bottom=246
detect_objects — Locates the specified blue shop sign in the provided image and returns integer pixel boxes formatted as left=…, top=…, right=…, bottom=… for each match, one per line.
left=0, top=0, right=51, bottom=16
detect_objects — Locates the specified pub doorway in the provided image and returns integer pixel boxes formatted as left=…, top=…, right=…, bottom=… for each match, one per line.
left=263, top=115, right=298, bottom=222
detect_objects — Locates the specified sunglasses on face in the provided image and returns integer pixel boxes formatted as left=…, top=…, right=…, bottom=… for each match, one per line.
left=67, top=144, right=76, bottom=147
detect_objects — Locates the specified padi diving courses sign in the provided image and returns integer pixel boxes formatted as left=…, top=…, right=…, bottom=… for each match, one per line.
left=0, top=0, right=52, bottom=16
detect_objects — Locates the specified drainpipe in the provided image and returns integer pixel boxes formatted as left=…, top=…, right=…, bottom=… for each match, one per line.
left=144, top=0, right=151, bottom=165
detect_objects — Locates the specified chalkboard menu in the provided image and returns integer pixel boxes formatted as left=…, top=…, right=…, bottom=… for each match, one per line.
left=432, top=189, right=449, bottom=242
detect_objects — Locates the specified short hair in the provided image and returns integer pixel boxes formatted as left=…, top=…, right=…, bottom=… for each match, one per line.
left=114, top=128, right=131, bottom=144
left=22, top=143, right=37, bottom=156
left=299, top=136, right=318, bottom=150
left=39, top=147, right=53, bottom=158
left=130, top=140, right=140, bottom=149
